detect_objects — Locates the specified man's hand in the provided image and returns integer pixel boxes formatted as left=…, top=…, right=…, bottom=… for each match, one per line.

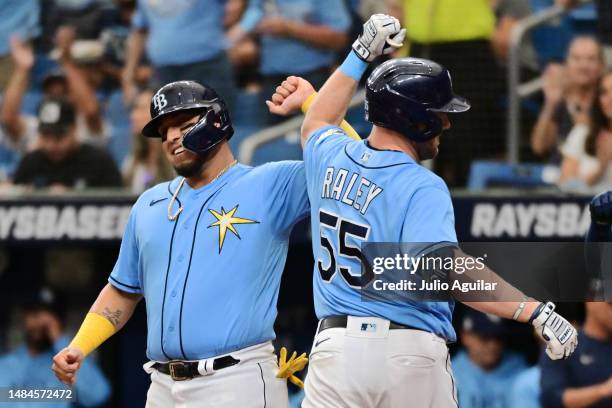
left=542, top=64, right=566, bottom=106
left=10, top=35, right=34, bottom=71
left=590, top=191, right=612, bottom=224
left=266, top=76, right=316, bottom=116
left=256, top=17, right=290, bottom=37
left=55, top=27, right=77, bottom=60
left=52, top=347, right=85, bottom=385
left=531, top=302, right=578, bottom=360
left=352, top=14, right=406, bottom=62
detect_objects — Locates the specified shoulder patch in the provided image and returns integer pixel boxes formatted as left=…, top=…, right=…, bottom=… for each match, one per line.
left=315, top=128, right=345, bottom=146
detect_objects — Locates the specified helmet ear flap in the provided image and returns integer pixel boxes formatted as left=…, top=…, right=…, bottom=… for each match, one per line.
left=367, top=93, right=443, bottom=142
left=182, top=109, right=230, bottom=154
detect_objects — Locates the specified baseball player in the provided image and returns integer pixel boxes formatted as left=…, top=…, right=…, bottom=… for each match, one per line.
left=269, top=14, right=579, bottom=407
left=51, top=80, right=311, bottom=407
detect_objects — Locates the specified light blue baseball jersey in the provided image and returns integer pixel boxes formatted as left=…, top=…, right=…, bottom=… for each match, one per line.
left=304, top=126, right=458, bottom=341
left=109, top=162, right=309, bottom=361
left=452, top=350, right=528, bottom=408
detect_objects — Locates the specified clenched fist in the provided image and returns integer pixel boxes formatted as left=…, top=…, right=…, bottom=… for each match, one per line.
left=352, top=14, right=406, bottom=62
left=52, top=347, right=84, bottom=385
left=531, top=302, right=578, bottom=360
left=266, top=76, right=315, bottom=117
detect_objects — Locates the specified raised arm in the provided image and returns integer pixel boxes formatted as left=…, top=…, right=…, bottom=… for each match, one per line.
left=55, top=27, right=102, bottom=134
left=1, top=36, right=34, bottom=143
left=301, top=14, right=405, bottom=146
left=266, top=75, right=361, bottom=141
left=122, top=29, right=147, bottom=105
left=531, top=64, right=565, bottom=156
left=52, top=284, right=142, bottom=385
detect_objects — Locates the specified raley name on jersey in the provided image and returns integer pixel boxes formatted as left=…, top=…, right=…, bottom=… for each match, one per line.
left=321, top=167, right=383, bottom=215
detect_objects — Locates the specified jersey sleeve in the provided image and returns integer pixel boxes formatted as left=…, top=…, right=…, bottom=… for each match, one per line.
left=108, top=204, right=142, bottom=294
left=303, top=125, right=352, bottom=178
left=264, top=161, right=310, bottom=237
left=401, top=184, right=458, bottom=247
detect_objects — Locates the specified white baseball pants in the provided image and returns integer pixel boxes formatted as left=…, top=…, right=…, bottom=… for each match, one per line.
left=302, top=316, right=458, bottom=408
left=144, top=341, right=289, bottom=408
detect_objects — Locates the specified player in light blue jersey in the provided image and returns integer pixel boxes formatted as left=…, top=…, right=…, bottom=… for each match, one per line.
left=269, top=14, right=579, bottom=408
left=51, top=81, right=310, bottom=407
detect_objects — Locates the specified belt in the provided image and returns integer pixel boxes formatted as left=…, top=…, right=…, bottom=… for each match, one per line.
left=318, top=316, right=425, bottom=334
left=153, top=356, right=240, bottom=381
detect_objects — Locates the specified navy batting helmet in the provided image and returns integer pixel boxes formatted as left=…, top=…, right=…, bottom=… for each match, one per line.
left=142, top=80, right=233, bottom=155
left=365, top=58, right=470, bottom=142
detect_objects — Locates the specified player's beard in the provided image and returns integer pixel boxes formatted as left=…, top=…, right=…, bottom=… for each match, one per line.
left=173, top=156, right=206, bottom=178
left=172, top=145, right=218, bottom=178
left=415, top=139, right=439, bottom=161
left=25, top=327, right=53, bottom=353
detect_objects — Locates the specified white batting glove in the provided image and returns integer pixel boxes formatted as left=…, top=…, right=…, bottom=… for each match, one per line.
left=352, top=14, right=406, bottom=62
left=531, top=302, right=578, bottom=360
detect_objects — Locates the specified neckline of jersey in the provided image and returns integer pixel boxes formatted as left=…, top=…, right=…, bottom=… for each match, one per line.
left=364, top=139, right=404, bottom=154
left=180, top=163, right=244, bottom=196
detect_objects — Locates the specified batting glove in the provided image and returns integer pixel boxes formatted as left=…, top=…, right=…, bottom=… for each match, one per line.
left=590, top=190, right=612, bottom=225
left=352, top=14, right=406, bottom=62
left=531, top=302, right=578, bottom=360
left=276, top=347, right=308, bottom=388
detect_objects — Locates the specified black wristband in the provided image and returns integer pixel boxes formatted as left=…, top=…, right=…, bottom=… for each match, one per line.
left=528, top=302, right=546, bottom=324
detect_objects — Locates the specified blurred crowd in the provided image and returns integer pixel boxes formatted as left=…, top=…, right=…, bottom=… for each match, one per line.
left=0, top=1, right=611, bottom=408
left=0, top=0, right=609, bottom=192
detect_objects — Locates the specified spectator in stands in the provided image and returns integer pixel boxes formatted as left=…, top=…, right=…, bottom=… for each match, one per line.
left=399, top=0, right=504, bottom=186
left=0, top=287, right=111, bottom=407
left=1, top=29, right=109, bottom=158
left=511, top=363, right=541, bottom=408
left=123, top=89, right=174, bottom=192
left=559, top=71, right=612, bottom=192
left=531, top=36, right=604, bottom=162
left=53, top=26, right=109, bottom=145
left=12, top=97, right=122, bottom=190
left=37, top=0, right=113, bottom=53
left=492, top=0, right=539, bottom=75
left=540, top=302, right=612, bottom=408
left=122, top=0, right=259, bottom=108
left=0, top=0, right=39, bottom=90
left=0, top=36, right=38, bottom=179
left=557, top=0, right=612, bottom=67
left=254, top=0, right=350, bottom=124
left=452, top=309, right=528, bottom=408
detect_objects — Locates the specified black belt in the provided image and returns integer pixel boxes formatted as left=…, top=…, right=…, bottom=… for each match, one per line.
left=318, top=316, right=425, bottom=334
left=153, top=356, right=240, bottom=381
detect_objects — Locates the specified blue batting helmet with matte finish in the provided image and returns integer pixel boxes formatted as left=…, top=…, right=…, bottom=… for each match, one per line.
left=365, top=58, right=470, bottom=142
left=142, top=80, right=233, bottom=155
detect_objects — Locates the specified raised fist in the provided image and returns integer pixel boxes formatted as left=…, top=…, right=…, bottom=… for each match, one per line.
left=352, top=14, right=406, bottom=62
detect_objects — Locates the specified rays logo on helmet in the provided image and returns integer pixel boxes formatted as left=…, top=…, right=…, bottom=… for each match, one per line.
left=152, top=92, right=168, bottom=111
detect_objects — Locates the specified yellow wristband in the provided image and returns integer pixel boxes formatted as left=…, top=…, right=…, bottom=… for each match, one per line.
left=301, top=92, right=361, bottom=141
left=69, top=313, right=116, bottom=357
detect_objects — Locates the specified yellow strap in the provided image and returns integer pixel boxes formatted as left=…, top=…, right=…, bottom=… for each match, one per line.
left=301, top=92, right=362, bottom=141
left=69, top=313, right=116, bottom=357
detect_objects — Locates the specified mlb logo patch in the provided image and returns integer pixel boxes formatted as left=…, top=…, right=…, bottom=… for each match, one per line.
left=361, top=152, right=370, bottom=162
left=360, top=323, right=377, bottom=332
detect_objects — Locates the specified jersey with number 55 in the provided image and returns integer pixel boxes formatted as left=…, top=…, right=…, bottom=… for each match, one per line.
left=304, top=126, right=458, bottom=341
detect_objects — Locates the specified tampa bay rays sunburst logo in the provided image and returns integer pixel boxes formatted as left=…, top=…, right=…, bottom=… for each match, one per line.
left=208, top=205, right=258, bottom=253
